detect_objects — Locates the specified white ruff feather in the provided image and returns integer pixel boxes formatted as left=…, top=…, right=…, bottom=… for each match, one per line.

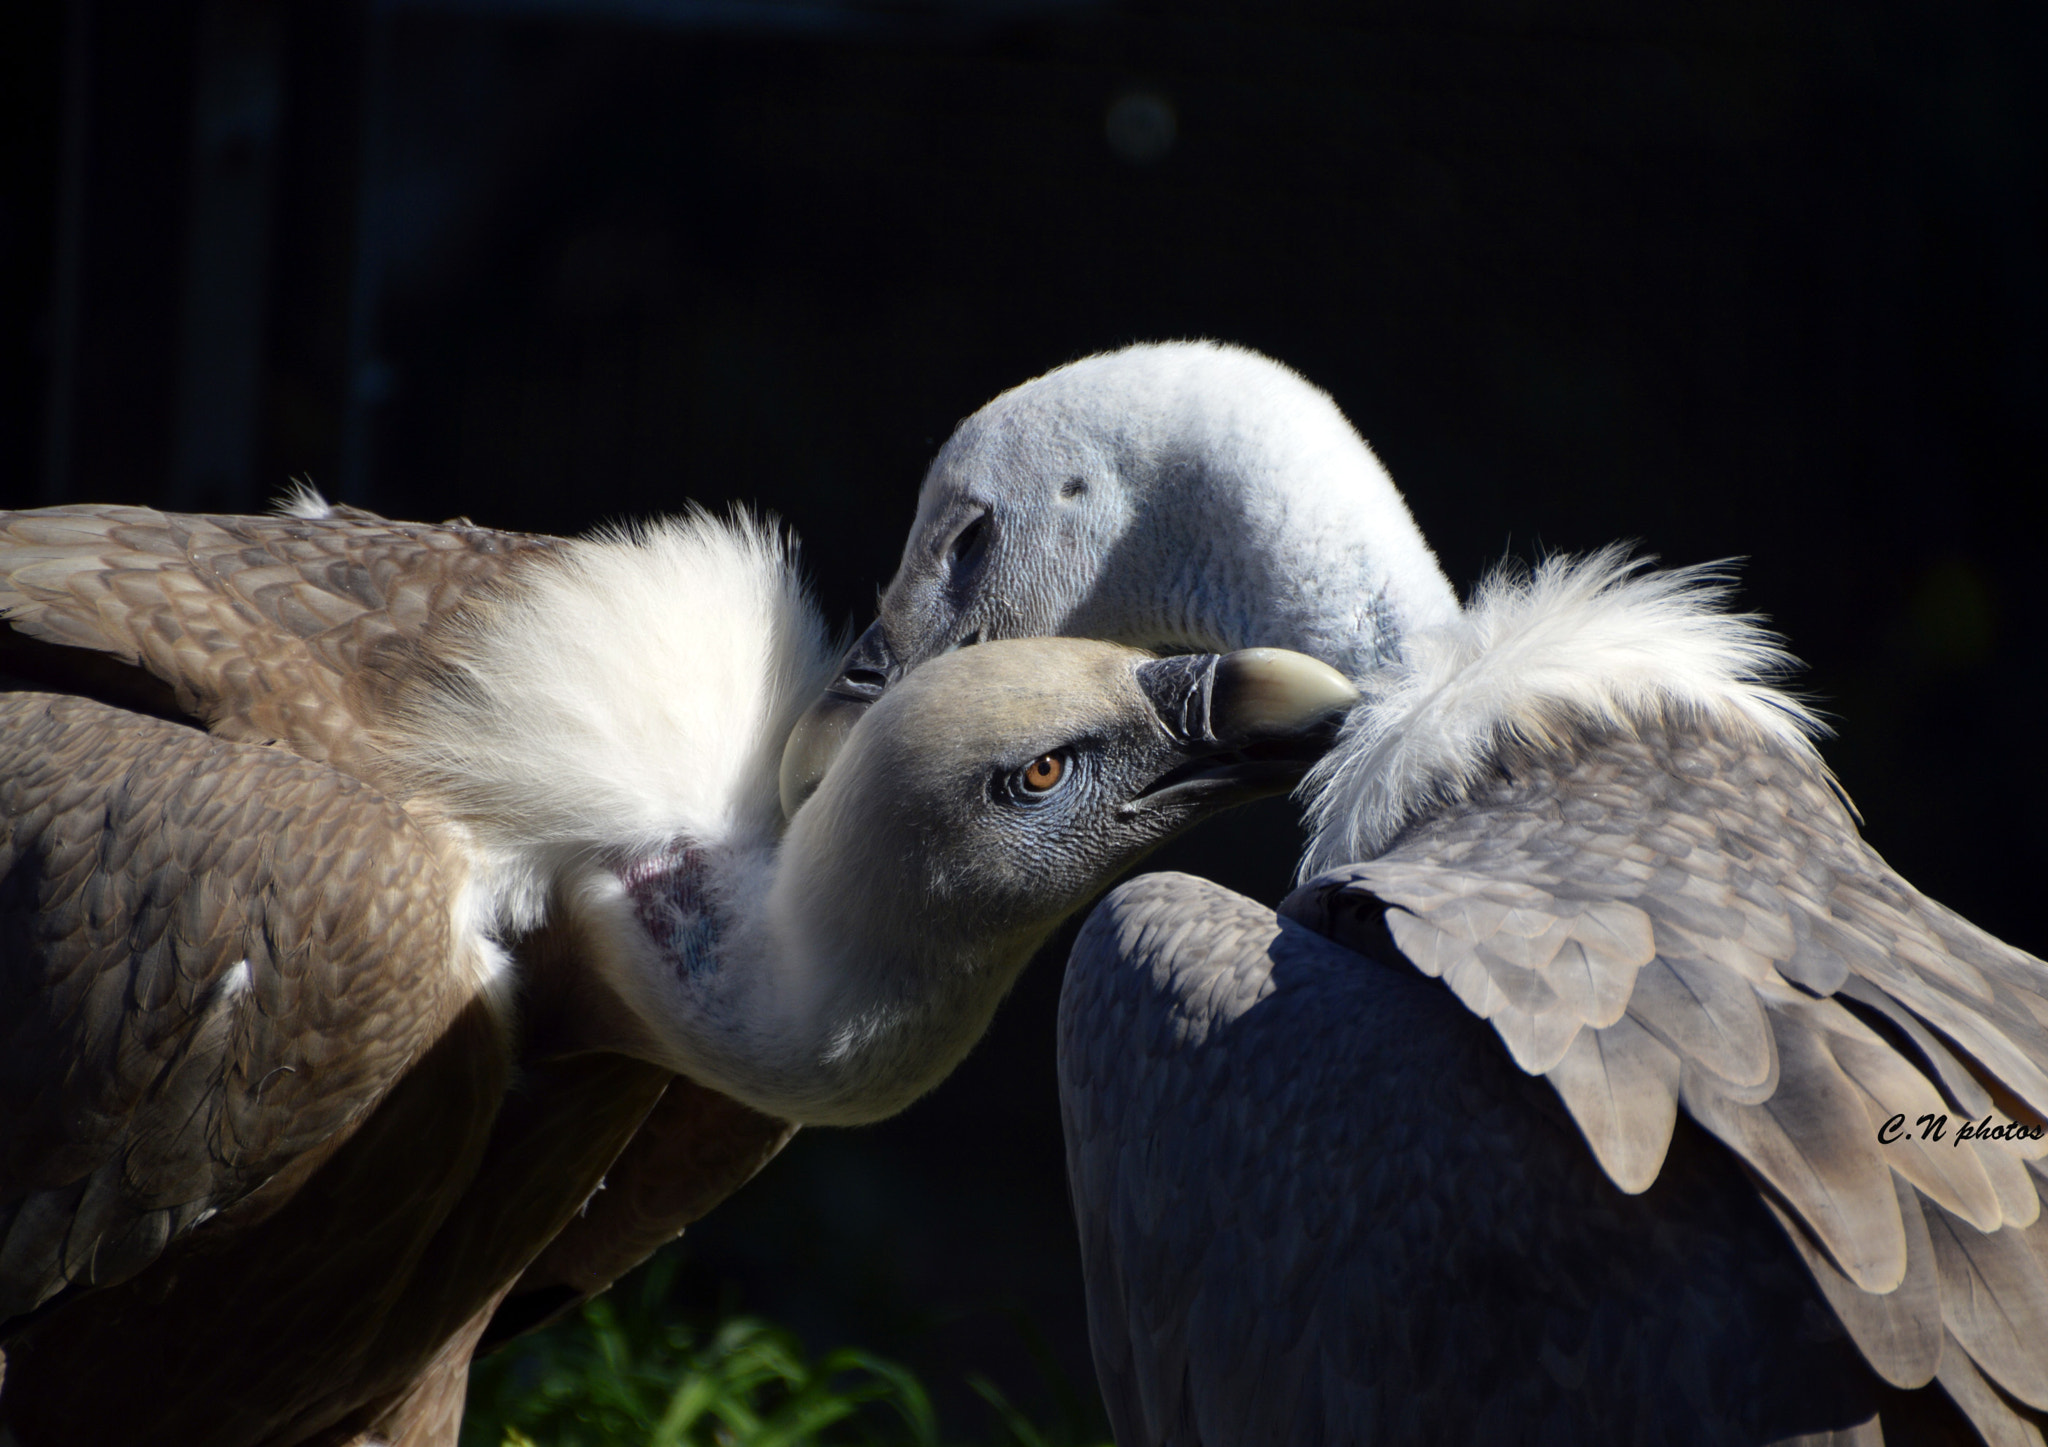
left=383, top=510, right=837, bottom=933
left=273, top=482, right=337, bottom=519
left=1300, top=548, right=1824, bottom=875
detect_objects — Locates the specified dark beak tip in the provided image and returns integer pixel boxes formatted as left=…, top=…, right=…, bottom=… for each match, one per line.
left=784, top=619, right=908, bottom=818
left=822, top=618, right=905, bottom=705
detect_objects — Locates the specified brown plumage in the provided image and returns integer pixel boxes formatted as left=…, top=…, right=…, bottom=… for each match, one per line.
left=1, top=497, right=1356, bottom=1446
left=0, top=503, right=775, bottom=1444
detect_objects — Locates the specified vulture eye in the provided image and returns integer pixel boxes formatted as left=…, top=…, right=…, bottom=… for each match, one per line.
left=947, top=513, right=990, bottom=577
left=1023, top=754, right=1065, bottom=792
left=1002, top=750, right=1074, bottom=804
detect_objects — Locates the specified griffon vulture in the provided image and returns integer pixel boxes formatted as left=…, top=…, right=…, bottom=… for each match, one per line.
left=814, top=342, right=2048, bottom=1445
left=0, top=494, right=1354, bottom=1447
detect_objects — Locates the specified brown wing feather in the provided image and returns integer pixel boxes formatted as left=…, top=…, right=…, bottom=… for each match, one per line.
left=0, top=691, right=484, bottom=1324
left=484, top=1076, right=795, bottom=1348
left=1282, top=711, right=2048, bottom=1437
left=0, top=503, right=558, bottom=781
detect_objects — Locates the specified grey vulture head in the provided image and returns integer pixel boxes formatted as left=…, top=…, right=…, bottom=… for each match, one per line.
left=0, top=496, right=1351, bottom=1447
left=824, top=342, right=2048, bottom=1445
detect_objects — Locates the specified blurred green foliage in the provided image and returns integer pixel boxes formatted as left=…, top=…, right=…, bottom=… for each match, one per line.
left=464, top=1252, right=1110, bottom=1447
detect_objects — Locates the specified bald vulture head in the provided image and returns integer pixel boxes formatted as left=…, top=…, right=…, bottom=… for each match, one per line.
left=781, top=341, right=1461, bottom=811
left=842, top=341, right=1456, bottom=678
left=746, top=639, right=1354, bottom=1121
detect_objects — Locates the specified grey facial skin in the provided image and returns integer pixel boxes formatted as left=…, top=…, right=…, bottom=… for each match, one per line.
left=755, top=638, right=1357, bottom=1124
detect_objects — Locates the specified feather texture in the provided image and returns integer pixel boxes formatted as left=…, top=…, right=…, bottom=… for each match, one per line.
left=1301, top=549, right=1823, bottom=872
left=376, top=509, right=837, bottom=938
left=1280, top=699, right=2048, bottom=1439
left=0, top=501, right=832, bottom=1446
left=1064, top=872, right=1910, bottom=1446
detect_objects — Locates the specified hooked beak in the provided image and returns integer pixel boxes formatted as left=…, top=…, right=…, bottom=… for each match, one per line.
left=780, top=631, right=1357, bottom=822
left=1129, top=648, right=1359, bottom=811
left=780, top=619, right=903, bottom=818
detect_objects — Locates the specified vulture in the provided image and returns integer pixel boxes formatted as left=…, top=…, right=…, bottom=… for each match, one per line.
left=817, top=342, right=2048, bottom=1446
left=0, top=494, right=1355, bottom=1447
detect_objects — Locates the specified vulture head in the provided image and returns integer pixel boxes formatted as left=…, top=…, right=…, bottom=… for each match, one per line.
left=782, top=341, right=1460, bottom=808
left=744, top=638, right=1354, bottom=1121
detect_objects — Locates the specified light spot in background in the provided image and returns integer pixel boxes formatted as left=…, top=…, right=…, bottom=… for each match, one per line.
left=1105, top=89, right=1175, bottom=165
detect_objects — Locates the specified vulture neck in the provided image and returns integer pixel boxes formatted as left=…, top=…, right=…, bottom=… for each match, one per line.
left=383, top=515, right=1029, bottom=1127
left=564, top=831, right=1024, bottom=1128
left=1110, top=456, right=1461, bottom=682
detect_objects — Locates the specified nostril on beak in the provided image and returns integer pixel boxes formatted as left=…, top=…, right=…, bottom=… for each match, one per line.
left=838, top=667, right=890, bottom=699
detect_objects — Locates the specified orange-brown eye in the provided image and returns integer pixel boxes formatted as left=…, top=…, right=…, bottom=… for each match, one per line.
left=1022, top=754, right=1065, bottom=792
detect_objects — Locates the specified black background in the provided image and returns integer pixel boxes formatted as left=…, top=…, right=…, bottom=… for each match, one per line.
left=3, top=0, right=2044, bottom=1432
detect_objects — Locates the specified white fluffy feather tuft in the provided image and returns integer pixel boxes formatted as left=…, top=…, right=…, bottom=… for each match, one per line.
left=383, top=509, right=837, bottom=931
left=274, top=481, right=336, bottom=519
left=1300, top=547, right=1824, bottom=875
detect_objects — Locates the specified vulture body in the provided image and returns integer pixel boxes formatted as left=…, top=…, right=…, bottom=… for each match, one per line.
left=0, top=495, right=1353, bottom=1447
left=836, top=343, right=2048, bottom=1446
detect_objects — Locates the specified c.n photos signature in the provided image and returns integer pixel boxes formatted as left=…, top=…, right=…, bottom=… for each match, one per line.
left=1878, top=1112, right=2046, bottom=1145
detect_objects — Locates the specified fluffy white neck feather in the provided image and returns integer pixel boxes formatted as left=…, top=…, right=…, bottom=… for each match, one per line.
left=378, top=512, right=880, bottom=1109
left=379, top=511, right=1054, bottom=1125
left=384, top=510, right=833, bottom=919
left=1298, top=548, right=1825, bottom=874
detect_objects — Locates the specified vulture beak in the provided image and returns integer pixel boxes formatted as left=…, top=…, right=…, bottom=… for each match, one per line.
left=780, top=619, right=903, bottom=818
left=782, top=639, right=1357, bottom=821
left=1129, top=648, right=1358, bottom=811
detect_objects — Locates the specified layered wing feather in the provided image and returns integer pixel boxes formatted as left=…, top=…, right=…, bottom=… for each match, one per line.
left=1062, top=872, right=1905, bottom=1446
left=0, top=692, right=483, bottom=1323
left=1282, top=712, right=2048, bottom=1437
left=0, top=502, right=558, bottom=780
left=484, top=1079, right=795, bottom=1348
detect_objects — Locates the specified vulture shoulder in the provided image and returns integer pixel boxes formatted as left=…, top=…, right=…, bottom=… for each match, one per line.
left=1283, top=711, right=2048, bottom=1444
left=1061, top=872, right=1898, bottom=1446
left=0, top=500, right=559, bottom=782
left=0, top=691, right=501, bottom=1327
left=0, top=499, right=822, bottom=1444
left=0, top=502, right=548, bottom=1327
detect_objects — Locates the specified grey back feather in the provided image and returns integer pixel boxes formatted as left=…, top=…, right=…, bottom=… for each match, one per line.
left=1064, top=706, right=2048, bottom=1443
left=1298, top=715, right=2048, bottom=1428
left=1062, top=872, right=1914, bottom=1446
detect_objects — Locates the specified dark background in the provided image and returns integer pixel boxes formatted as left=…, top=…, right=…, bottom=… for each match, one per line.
left=3, top=0, right=2044, bottom=1434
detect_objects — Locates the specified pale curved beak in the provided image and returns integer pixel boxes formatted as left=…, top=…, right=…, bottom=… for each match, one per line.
left=1135, top=647, right=1358, bottom=747
left=1129, top=647, right=1359, bottom=811
left=1208, top=648, right=1360, bottom=742
left=780, top=691, right=866, bottom=819
left=780, top=620, right=904, bottom=819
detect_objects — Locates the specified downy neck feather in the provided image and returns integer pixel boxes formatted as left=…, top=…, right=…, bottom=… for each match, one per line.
left=381, top=508, right=835, bottom=983
left=1299, top=548, right=1825, bottom=875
